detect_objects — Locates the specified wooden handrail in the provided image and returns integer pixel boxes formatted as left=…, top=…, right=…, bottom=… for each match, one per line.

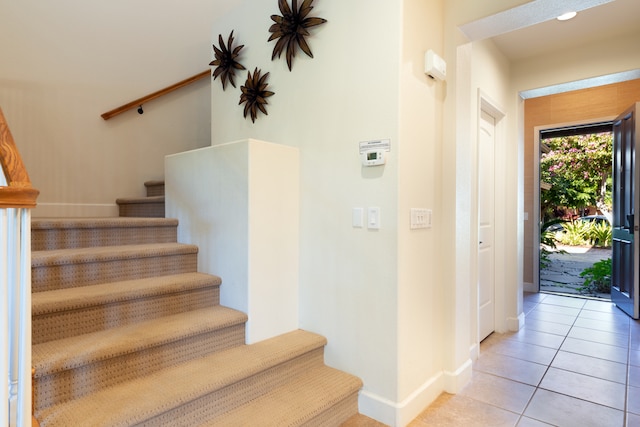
left=0, top=107, right=39, bottom=208
left=101, top=70, right=210, bottom=120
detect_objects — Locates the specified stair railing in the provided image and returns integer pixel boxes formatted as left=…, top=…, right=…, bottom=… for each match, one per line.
left=100, top=70, right=210, bottom=120
left=0, top=107, right=39, bottom=426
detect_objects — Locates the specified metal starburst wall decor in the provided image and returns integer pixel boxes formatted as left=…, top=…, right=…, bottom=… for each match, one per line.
left=239, top=68, right=275, bottom=123
left=268, top=0, right=327, bottom=71
left=210, top=31, right=245, bottom=90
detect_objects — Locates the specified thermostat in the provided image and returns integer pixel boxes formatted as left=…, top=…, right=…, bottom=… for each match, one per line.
left=359, top=139, right=390, bottom=167
left=361, top=150, right=386, bottom=166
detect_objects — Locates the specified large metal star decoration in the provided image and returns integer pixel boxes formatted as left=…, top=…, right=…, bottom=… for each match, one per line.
left=210, top=31, right=245, bottom=90
left=268, top=0, right=327, bottom=71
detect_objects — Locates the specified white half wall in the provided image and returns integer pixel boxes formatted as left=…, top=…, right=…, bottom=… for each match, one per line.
left=165, top=139, right=299, bottom=343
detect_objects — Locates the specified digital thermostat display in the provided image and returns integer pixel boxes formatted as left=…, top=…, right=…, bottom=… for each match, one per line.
left=359, top=139, right=390, bottom=167
left=361, top=150, right=386, bottom=166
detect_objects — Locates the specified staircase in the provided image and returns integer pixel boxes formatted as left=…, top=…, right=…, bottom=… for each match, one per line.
left=31, top=181, right=367, bottom=426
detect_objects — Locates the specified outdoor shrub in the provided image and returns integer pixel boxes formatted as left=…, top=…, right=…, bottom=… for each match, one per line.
left=540, top=219, right=566, bottom=269
left=588, top=222, right=612, bottom=247
left=578, top=258, right=612, bottom=295
left=557, top=220, right=591, bottom=246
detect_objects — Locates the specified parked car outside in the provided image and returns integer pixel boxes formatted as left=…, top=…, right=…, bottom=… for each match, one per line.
left=547, top=214, right=610, bottom=232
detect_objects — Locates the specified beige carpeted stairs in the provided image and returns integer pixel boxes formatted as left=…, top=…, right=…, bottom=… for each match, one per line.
left=31, top=181, right=373, bottom=426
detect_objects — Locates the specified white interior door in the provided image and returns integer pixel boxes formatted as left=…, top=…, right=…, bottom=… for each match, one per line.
left=478, top=109, right=496, bottom=341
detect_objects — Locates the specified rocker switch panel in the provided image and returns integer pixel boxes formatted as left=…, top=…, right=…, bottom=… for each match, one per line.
left=368, top=207, right=380, bottom=229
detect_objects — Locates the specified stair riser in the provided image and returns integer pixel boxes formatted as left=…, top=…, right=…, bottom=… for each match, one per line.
left=33, top=286, right=220, bottom=344
left=32, top=227, right=177, bottom=251
left=35, top=324, right=246, bottom=410
left=145, top=183, right=165, bottom=197
left=138, top=349, right=326, bottom=426
left=304, top=393, right=360, bottom=427
left=32, top=253, right=198, bottom=292
left=119, top=203, right=165, bottom=218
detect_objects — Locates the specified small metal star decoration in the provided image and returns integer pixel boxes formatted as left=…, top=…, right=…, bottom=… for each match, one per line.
left=268, top=0, right=327, bottom=71
left=210, top=31, right=245, bottom=90
left=239, top=68, right=275, bottom=123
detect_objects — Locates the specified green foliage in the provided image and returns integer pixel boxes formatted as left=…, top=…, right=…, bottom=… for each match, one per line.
left=556, top=220, right=591, bottom=246
left=540, top=133, right=612, bottom=218
left=554, top=220, right=612, bottom=248
left=588, top=222, right=612, bottom=248
left=540, top=219, right=566, bottom=269
left=578, top=258, right=612, bottom=295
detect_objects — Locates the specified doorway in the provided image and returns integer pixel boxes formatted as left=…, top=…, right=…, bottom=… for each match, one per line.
left=538, top=123, right=613, bottom=300
left=477, top=95, right=506, bottom=342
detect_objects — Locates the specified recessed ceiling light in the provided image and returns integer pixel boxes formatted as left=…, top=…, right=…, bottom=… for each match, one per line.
left=557, top=11, right=577, bottom=21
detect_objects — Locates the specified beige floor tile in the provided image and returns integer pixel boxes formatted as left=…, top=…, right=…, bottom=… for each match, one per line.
left=408, top=393, right=519, bottom=427
left=551, top=350, right=627, bottom=384
left=574, top=316, right=630, bottom=335
left=524, top=389, right=624, bottom=427
left=533, top=303, right=581, bottom=317
left=568, top=326, right=629, bottom=348
left=583, top=299, right=618, bottom=313
left=508, top=328, right=565, bottom=349
left=525, top=310, right=577, bottom=326
left=408, top=294, right=640, bottom=427
left=561, top=337, right=629, bottom=363
left=539, top=367, right=626, bottom=410
left=523, top=318, right=571, bottom=336
left=628, top=385, right=640, bottom=415
left=539, top=294, right=586, bottom=308
left=516, top=417, right=554, bottom=426
left=580, top=306, right=630, bottom=323
left=459, top=371, right=535, bottom=414
left=627, top=412, right=640, bottom=427
left=630, top=364, right=640, bottom=388
left=484, top=339, right=557, bottom=366
left=474, top=352, right=546, bottom=386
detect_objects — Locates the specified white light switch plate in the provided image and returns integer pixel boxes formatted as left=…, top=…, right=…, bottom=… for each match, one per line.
left=368, top=207, right=380, bottom=229
left=352, top=208, right=364, bottom=227
left=411, top=208, right=431, bottom=229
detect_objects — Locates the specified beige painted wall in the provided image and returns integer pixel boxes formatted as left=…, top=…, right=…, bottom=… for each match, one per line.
left=0, top=0, right=242, bottom=216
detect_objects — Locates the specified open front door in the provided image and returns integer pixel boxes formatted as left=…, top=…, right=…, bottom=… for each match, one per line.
left=612, top=102, right=640, bottom=319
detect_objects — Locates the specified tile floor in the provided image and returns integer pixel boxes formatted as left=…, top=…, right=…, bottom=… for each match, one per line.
left=409, top=292, right=640, bottom=427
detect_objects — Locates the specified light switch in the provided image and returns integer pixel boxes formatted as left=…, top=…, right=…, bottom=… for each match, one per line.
left=411, top=208, right=432, bottom=229
left=352, top=208, right=364, bottom=227
left=368, top=207, right=380, bottom=229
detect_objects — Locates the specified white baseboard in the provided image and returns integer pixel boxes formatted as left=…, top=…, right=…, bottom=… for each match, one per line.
left=443, top=358, right=472, bottom=393
left=469, top=342, right=479, bottom=362
left=358, top=372, right=445, bottom=427
left=523, top=281, right=536, bottom=293
left=33, top=203, right=119, bottom=218
left=507, top=312, right=525, bottom=332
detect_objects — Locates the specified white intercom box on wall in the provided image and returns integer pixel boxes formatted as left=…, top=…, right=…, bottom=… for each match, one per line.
left=425, top=50, right=446, bottom=81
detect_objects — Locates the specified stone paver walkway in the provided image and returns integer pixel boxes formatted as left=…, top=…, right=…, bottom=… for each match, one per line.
left=540, top=244, right=611, bottom=299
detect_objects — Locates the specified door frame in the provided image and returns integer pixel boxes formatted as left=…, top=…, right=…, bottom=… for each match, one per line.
left=473, top=92, right=505, bottom=352
left=532, top=116, right=615, bottom=292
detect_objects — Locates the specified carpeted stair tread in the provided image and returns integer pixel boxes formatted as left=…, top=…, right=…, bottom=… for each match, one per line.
left=33, top=306, right=247, bottom=376
left=32, top=217, right=177, bottom=229
left=199, top=365, right=363, bottom=426
left=32, top=272, right=221, bottom=316
left=32, top=242, right=196, bottom=268
left=145, top=180, right=165, bottom=197
left=36, top=330, right=330, bottom=426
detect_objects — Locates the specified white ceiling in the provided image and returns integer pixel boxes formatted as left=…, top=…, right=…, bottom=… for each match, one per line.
left=478, top=0, right=640, bottom=61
